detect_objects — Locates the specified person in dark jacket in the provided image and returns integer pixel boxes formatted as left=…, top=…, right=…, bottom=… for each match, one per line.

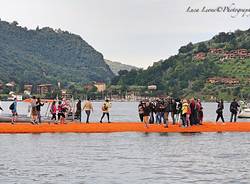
left=189, top=98, right=199, bottom=125
left=149, top=101, right=155, bottom=124
left=196, top=99, right=203, bottom=125
left=216, top=99, right=225, bottom=123
left=164, top=98, right=171, bottom=127
left=50, top=101, right=57, bottom=121
left=138, top=101, right=144, bottom=122
left=171, top=99, right=177, bottom=125
left=36, top=98, right=44, bottom=124
left=159, top=100, right=165, bottom=124
left=230, top=99, right=240, bottom=122
left=155, top=100, right=162, bottom=124
left=75, top=99, right=82, bottom=122
left=177, top=99, right=182, bottom=124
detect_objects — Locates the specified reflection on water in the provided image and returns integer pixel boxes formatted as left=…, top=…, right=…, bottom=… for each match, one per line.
left=0, top=132, right=250, bottom=183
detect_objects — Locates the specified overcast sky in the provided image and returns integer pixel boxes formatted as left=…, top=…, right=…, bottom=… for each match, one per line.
left=0, top=0, right=250, bottom=68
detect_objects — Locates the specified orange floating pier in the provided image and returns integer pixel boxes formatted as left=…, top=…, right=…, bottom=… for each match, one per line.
left=0, top=122, right=250, bottom=134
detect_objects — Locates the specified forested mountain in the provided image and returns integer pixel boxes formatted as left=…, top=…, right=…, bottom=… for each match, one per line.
left=0, top=20, right=114, bottom=88
left=112, top=29, right=250, bottom=100
left=105, top=59, right=139, bottom=75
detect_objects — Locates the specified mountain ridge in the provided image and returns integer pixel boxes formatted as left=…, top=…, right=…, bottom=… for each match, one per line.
left=0, top=19, right=114, bottom=88
left=105, top=59, right=139, bottom=75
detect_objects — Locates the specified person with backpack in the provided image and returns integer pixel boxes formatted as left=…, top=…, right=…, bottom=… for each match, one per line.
left=100, top=99, right=112, bottom=123
left=9, top=98, right=17, bottom=124
left=216, top=99, right=225, bottom=123
left=83, top=98, right=93, bottom=123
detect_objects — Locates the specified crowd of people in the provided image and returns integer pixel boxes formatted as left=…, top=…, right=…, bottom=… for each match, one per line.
left=3, top=97, right=111, bottom=124
left=138, top=97, right=203, bottom=128
left=74, top=98, right=112, bottom=123
left=0, top=97, right=243, bottom=126
left=138, top=97, right=242, bottom=128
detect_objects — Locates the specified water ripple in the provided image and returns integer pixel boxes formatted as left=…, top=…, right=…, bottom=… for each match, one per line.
left=0, top=133, right=250, bottom=183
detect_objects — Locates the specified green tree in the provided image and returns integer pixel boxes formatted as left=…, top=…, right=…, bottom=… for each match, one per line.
left=179, top=42, right=194, bottom=53
left=197, top=43, right=208, bottom=53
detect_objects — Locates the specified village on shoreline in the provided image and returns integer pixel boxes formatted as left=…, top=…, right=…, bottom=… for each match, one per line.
left=0, top=79, right=246, bottom=102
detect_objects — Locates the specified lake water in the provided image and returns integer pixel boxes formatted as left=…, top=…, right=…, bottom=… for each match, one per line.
left=0, top=101, right=250, bottom=183
left=1, top=132, right=250, bottom=183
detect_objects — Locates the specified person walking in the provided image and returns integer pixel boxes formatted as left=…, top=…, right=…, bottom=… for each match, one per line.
left=171, top=99, right=177, bottom=125
left=83, top=98, right=93, bottom=123
left=149, top=101, right=155, bottom=124
left=163, top=98, right=171, bottom=127
left=100, top=99, right=111, bottom=123
left=58, top=101, right=66, bottom=124
left=159, top=100, right=165, bottom=124
left=216, top=99, right=225, bottom=123
left=181, top=99, right=190, bottom=127
left=75, top=99, right=82, bottom=122
left=36, top=98, right=44, bottom=124
left=155, top=100, right=162, bottom=124
left=197, top=99, right=203, bottom=125
left=230, top=99, right=240, bottom=122
left=50, top=101, right=57, bottom=121
left=189, top=98, right=198, bottom=125
left=176, top=99, right=182, bottom=124
left=9, top=98, right=18, bottom=124
left=30, top=96, right=38, bottom=124
left=142, top=102, right=150, bottom=128
left=138, top=101, right=144, bottom=122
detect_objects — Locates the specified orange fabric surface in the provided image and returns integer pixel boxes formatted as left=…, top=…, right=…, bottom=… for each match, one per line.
left=0, top=122, right=250, bottom=133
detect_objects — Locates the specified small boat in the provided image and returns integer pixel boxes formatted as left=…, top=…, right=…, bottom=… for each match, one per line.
left=238, top=109, right=250, bottom=118
left=238, top=101, right=250, bottom=118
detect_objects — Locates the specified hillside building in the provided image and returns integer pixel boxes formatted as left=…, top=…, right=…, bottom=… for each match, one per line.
left=37, top=84, right=52, bottom=95
left=207, top=77, right=240, bottom=85
left=94, top=82, right=106, bottom=92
